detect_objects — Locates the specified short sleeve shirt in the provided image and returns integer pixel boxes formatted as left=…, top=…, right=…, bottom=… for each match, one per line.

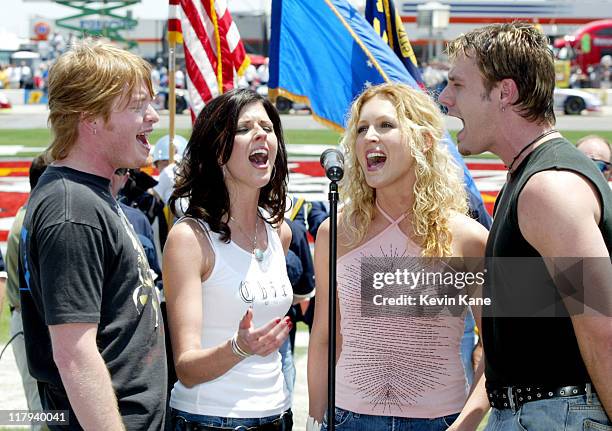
left=19, top=166, right=167, bottom=430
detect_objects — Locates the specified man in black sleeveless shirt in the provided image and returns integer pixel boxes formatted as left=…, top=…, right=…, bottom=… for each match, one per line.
left=439, top=23, right=611, bottom=430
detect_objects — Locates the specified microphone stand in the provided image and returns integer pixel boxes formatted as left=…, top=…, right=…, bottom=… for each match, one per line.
left=327, top=179, right=339, bottom=431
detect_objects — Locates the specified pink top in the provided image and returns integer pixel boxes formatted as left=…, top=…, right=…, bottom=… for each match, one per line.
left=335, top=202, right=468, bottom=418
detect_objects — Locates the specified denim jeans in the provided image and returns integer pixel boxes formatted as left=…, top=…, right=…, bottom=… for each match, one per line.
left=461, top=309, right=477, bottom=387
left=10, top=310, right=46, bottom=431
left=484, top=393, right=611, bottom=431
left=171, top=409, right=293, bottom=430
left=321, top=407, right=459, bottom=431
left=279, top=337, right=296, bottom=399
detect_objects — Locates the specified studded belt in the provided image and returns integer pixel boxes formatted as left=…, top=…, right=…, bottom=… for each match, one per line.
left=487, top=384, right=593, bottom=410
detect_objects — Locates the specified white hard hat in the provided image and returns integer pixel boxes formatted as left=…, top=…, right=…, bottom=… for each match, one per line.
left=151, top=134, right=188, bottom=162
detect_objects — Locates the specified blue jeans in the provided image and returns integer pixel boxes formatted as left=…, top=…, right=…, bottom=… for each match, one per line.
left=279, top=337, right=296, bottom=399
left=171, top=408, right=293, bottom=430
left=484, top=393, right=611, bottom=431
left=321, top=407, right=459, bottom=431
left=461, top=309, right=477, bottom=387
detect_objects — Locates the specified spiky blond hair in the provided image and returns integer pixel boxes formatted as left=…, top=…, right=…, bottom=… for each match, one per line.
left=46, top=39, right=153, bottom=162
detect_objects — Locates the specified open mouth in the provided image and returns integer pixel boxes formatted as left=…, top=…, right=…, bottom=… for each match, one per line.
left=456, top=118, right=465, bottom=142
left=136, top=132, right=151, bottom=151
left=248, top=148, right=269, bottom=168
left=366, top=150, right=387, bottom=171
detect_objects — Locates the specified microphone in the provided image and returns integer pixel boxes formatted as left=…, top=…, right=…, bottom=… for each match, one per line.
left=320, top=148, right=344, bottom=181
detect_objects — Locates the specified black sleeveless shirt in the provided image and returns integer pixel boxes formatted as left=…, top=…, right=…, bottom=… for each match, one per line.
left=483, top=137, right=612, bottom=387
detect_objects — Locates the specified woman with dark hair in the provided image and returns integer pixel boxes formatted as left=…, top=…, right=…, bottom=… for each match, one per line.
left=164, top=88, right=294, bottom=430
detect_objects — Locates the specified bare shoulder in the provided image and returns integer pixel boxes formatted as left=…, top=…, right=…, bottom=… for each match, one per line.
left=318, top=217, right=330, bottom=234
left=448, top=212, right=489, bottom=257
left=316, top=211, right=360, bottom=258
left=517, top=170, right=607, bottom=257
left=167, top=219, right=207, bottom=249
left=519, top=170, right=601, bottom=223
left=164, top=218, right=214, bottom=276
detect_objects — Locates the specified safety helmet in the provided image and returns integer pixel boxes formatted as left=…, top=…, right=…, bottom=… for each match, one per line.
left=151, top=134, right=188, bottom=163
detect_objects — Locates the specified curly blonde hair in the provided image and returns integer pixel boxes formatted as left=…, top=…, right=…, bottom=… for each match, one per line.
left=340, top=83, right=467, bottom=257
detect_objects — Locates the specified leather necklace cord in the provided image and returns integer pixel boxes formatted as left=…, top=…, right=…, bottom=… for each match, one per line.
left=506, top=129, right=558, bottom=174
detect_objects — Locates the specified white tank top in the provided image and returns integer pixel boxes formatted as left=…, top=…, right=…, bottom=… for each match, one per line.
left=170, top=214, right=293, bottom=417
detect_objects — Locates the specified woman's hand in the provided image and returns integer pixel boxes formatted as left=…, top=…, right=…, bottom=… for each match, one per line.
left=235, top=308, right=292, bottom=357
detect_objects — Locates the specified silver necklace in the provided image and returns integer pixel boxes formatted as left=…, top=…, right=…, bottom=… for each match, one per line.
left=230, top=215, right=264, bottom=262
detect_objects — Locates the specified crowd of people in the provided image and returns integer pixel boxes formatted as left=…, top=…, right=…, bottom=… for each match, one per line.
left=567, top=55, right=612, bottom=89
left=0, top=21, right=610, bottom=431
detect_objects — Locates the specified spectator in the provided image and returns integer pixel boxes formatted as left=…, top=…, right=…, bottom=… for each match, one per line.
left=151, top=133, right=188, bottom=198
left=0, top=65, right=8, bottom=88
left=119, top=168, right=169, bottom=261
left=111, top=167, right=161, bottom=280
left=576, top=134, right=611, bottom=181
left=19, top=61, right=32, bottom=89
left=3, top=155, right=48, bottom=431
left=175, top=67, right=186, bottom=89
left=0, top=250, right=5, bottom=315
left=8, top=63, right=21, bottom=89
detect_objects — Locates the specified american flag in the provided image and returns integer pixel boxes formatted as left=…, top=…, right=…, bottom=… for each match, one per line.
left=168, top=0, right=250, bottom=117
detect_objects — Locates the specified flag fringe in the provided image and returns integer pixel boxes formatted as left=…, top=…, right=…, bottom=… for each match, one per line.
left=269, top=87, right=345, bottom=133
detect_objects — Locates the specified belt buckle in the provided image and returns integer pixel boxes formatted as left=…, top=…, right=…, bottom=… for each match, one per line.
left=507, top=387, right=519, bottom=413
left=511, top=386, right=537, bottom=411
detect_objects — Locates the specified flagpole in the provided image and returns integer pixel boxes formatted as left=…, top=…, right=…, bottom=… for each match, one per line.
left=168, top=40, right=176, bottom=165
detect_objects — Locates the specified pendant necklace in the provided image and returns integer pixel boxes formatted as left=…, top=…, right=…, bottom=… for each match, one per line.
left=231, top=215, right=264, bottom=262
left=506, top=129, right=558, bottom=179
left=253, top=219, right=264, bottom=262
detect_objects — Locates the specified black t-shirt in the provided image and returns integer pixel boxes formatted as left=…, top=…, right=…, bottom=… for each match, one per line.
left=19, top=166, right=167, bottom=430
left=484, top=138, right=612, bottom=387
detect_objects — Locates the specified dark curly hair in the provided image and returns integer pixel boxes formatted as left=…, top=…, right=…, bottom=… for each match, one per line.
left=170, top=88, right=288, bottom=242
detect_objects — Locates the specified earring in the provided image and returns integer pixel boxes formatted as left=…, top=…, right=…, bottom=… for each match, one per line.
left=93, top=128, right=97, bottom=135
left=501, top=105, right=506, bottom=112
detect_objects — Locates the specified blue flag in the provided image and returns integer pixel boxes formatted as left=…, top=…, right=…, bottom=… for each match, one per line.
left=269, top=0, right=491, bottom=226
left=269, top=0, right=420, bottom=130
left=365, top=0, right=425, bottom=87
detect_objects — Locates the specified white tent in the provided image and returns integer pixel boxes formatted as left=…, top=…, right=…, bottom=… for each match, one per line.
left=0, top=31, right=27, bottom=51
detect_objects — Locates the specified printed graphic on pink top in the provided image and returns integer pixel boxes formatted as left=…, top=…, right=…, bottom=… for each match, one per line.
left=335, top=203, right=469, bottom=418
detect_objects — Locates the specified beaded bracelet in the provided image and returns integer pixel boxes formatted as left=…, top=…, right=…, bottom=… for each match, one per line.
left=231, top=332, right=252, bottom=359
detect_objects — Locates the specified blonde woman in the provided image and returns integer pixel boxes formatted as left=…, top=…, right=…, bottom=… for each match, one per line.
left=307, top=83, right=490, bottom=430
